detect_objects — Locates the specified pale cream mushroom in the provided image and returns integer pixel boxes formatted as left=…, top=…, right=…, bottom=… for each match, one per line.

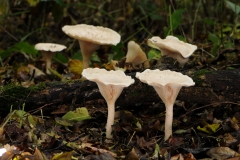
left=126, top=41, right=149, bottom=69
left=62, top=24, right=121, bottom=69
left=82, top=68, right=134, bottom=140
left=35, top=43, right=66, bottom=74
left=147, top=36, right=197, bottom=66
left=136, top=69, right=195, bottom=140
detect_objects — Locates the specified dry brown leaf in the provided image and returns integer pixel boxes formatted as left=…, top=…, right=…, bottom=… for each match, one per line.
left=170, top=153, right=184, bottom=160
left=227, top=157, right=240, bottom=160
left=207, top=147, right=239, bottom=159
left=125, top=148, right=139, bottom=160
left=184, top=153, right=196, bottom=160
left=226, top=118, right=240, bottom=131
left=33, top=147, right=48, bottom=160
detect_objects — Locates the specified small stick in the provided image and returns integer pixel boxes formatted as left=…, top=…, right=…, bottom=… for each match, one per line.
left=127, top=131, right=136, bottom=146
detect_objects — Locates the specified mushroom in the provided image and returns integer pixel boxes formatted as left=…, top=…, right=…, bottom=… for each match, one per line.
left=35, top=43, right=66, bottom=74
left=136, top=69, right=195, bottom=140
left=62, top=24, right=121, bottom=69
left=147, top=36, right=197, bottom=66
left=126, top=41, right=149, bottom=69
left=82, top=68, right=134, bottom=140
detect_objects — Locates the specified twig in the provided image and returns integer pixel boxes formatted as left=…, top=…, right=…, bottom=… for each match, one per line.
left=0, top=25, right=18, bottom=41
left=127, top=131, right=136, bottom=146
left=80, top=142, right=118, bottom=158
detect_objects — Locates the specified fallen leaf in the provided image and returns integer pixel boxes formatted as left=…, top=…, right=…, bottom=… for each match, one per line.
left=85, top=152, right=116, bottom=160
left=33, top=147, right=48, bottom=160
left=69, top=59, right=83, bottom=75
left=207, top=147, right=239, bottom=159
left=170, top=153, right=184, bottom=160
left=152, top=143, right=160, bottom=159
left=52, top=151, right=73, bottom=160
left=226, top=118, right=239, bottom=131
left=125, top=148, right=139, bottom=160
left=62, top=107, right=91, bottom=122
left=197, top=123, right=220, bottom=134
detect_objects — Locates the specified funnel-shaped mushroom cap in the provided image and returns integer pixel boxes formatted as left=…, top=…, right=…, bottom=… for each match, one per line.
left=136, top=69, right=195, bottom=140
left=136, top=69, right=194, bottom=105
left=35, top=43, right=66, bottom=52
left=62, top=24, right=121, bottom=45
left=126, top=41, right=149, bottom=68
left=147, top=36, right=197, bottom=65
left=82, top=68, right=134, bottom=102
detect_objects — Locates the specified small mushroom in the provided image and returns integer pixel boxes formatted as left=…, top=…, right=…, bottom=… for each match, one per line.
left=126, top=41, right=149, bottom=69
left=147, top=36, right=197, bottom=66
left=82, top=68, right=134, bottom=140
left=35, top=43, right=66, bottom=74
left=62, top=24, right=121, bottom=69
left=136, top=69, right=195, bottom=140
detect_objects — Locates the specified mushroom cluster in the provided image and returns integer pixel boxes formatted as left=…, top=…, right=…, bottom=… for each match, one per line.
left=33, top=24, right=197, bottom=142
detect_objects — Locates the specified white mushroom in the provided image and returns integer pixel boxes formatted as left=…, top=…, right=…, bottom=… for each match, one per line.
left=35, top=43, right=66, bottom=74
left=126, top=41, right=149, bottom=69
left=62, top=24, right=121, bottom=69
left=136, top=69, right=195, bottom=140
left=147, top=36, right=197, bottom=66
left=82, top=68, right=134, bottom=140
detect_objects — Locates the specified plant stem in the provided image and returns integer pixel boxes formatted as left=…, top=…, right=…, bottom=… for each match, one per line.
left=192, top=0, right=201, bottom=41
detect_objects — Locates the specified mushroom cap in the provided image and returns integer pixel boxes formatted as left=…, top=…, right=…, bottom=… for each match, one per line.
left=126, top=41, right=148, bottom=64
left=82, top=68, right=134, bottom=87
left=62, top=24, right=121, bottom=46
left=147, top=36, right=197, bottom=58
left=136, top=69, right=195, bottom=87
left=35, top=43, right=66, bottom=52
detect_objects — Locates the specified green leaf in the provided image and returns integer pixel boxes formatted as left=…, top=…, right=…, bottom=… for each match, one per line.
left=147, top=49, right=161, bottom=59
left=15, top=42, right=38, bottom=56
left=208, top=32, right=220, bottom=45
left=54, top=53, right=68, bottom=63
left=225, top=0, right=240, bottom=15
left=54, top=0, right=64, bottom=6
left=171, top=8, right=185, bottom=30
left=111, top=42, right=125, bottom=60
left=0, top=42, right=38, bottom=60
left=55, top=117, right=73, bottom=126
left=72, top=51, right=82, bottom=60
left=163, top=26, right=170, bottom=37
left=152, top=143, right=160, bottom=158
left=62, top=107, right=91, bottom=122
left=197, top=123, right=220, bottom=134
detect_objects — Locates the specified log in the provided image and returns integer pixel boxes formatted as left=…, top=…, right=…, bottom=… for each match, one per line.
left=0, top=67, right=239, bottom=115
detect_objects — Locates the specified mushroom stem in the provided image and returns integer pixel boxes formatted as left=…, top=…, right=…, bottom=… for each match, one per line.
left=106, top=101, right=115, bottom=139
left=41, top=51, right=55, bottom=74
left=153, top=85, right=182, bottom=141
left=165, top=103, right=173, bottom=141
left=78, top=40, right=100, bottom=69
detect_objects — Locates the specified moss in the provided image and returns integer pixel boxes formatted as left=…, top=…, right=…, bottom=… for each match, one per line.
left=0, top=82, right=47, bottom=112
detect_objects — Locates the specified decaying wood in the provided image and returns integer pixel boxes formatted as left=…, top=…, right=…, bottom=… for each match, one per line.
left=17, top=70, right=240, bottom=109
left=1, top=68, right=240, bottom=115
